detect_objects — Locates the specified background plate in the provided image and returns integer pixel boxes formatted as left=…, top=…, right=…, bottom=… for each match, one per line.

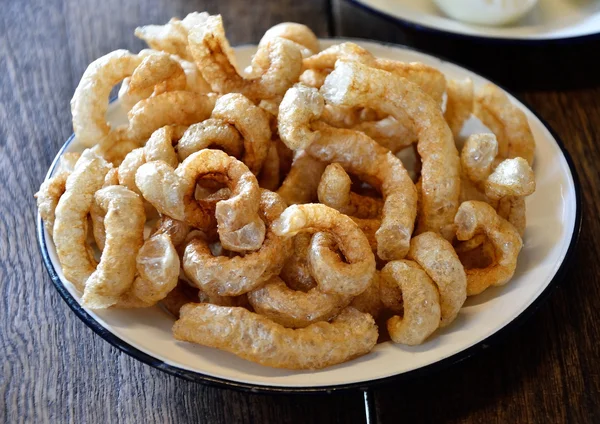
left=38, top=39, right=580, bottom=393
left=348, top=0, right=600, bottom=41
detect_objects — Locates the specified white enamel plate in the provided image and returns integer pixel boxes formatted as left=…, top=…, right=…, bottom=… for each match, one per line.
left=38, top=40, right=581, bottom=393
left=348, top=0, right=600, bottom=41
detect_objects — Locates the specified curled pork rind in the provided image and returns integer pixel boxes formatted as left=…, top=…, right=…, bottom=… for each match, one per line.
left=382, top=260, right=441, bottom=345
left=177, top=118, right=244, bottom=161
left=320, top=61, right=460, bottom=238
left=116, top=233, right=181, bottom=308
left=277, top=152, right=327, bottom=205
left=173, top=304, right=378, bottom=370
left=278, top=84, right=417, bottom=260
left=474, top=83, right=535, bottom=165
left=211, top=93, right=271, bottom=175
left=302, top=42, right=446, bottom=103
left=272, top=204, right=375, bottom=296
left=118, top=125, right=183, bottom=195
left=247, top=276, right=350, bottom=328
left=461, top=133, right=499, bottom=188
left=183, top=190, right=291, bottom=296
left=455, top=201, right=523, bottom=296
left=258, top=22, right=319, bottom=58
left=318, top=163, right=383, bottom=219
left=134, top=12, right=210, bottom=61
left=280, top=233, right=317, bottom=291
left=118, top=51, right=187, bottom=111
left=36, top=172, right=69, bottom=236
left=53, top=150, right=112, bottom=290
left=350, top=271, right=383, bottom=319
left=407, top=232, right=466, bottom=327
left=127, top=91, right=215, bottom=142
left=188, top=14, right=303, bottom=102
left=444, top=78, right=474, bottom=139
left=136, top=149, right=266, bottom=251
left=71, top=50, right=142, bottom=147
left=258, top=142, right=281, bottom=191
left=82, top=186, right=146, bottom=309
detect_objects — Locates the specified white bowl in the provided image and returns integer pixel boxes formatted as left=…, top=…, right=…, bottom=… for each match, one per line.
left=433, top=0, right=538, bottom=26
left=38, top=39, right=581, bottom=393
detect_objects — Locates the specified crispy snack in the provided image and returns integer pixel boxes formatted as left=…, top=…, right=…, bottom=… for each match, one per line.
left=119, top=51, right=187, bottom=111
left=94, top=128, right=139, bottom=165
left=485, top=157, right=536, bottom=200
left=279, top=84, right=417, bottom=259
left=272, top=204, right=375, bottom=296
left=137, top=149, right=266, bottom=251
left=280, top=233, right=317, bottom=291
left=71, top=50, right=142, bottom=147
left=444, top=78, right=474, bottom=139
left=318, top=163, right=383, bottom=219
left=474, top=83, right=535, bottom=165
left=374, top=60, right=446, bottom=105
left=308, top=122, right=416, bottom=260
left=41, top=17, right=540, bottom=369
left=302, top=43, right=446, bottom=104
left=485, top=157, right=535, bottom=236
left=118, top=125, right=182, bottom=195
left=188, top=14, right=303, bottom=102
left=129, top=51, right=186, bottom=95
left=274, top=136, right=294, bottom=179
left=177, top=118, right=244, bottom=161
left=53, top=150, right=112, bottom=290
left=134, top=12, right=209, bottom=61
left=57, top=152, right=82, bottom=173
left=161, top=280, right=200, bottom=318
left=455, top=201, right=523, bottom=296
left=321, top=61, right=460, bottom=238
left=82, top=186, right=146, bottom=309
left=351, top=115, right=416, bottom=153
left=120, top=49, right=211, bottom=101
left=496, top=196, right=527, bottom=236
left=258, top=142, right=280, bottom=191
left=183, top=190, right=291, bottom=296
left=382, top=260, right=441, bottom=345
left=258, top=23, right=319, bottom=58
left=278, top=83, right=324, bottom=151
left=248, top=276, right=351, bottom=328
left=461, top=133, right=499, bottom=187
left=379, top=268, right=403, bottom=315
left=407, top=232, right=466, bottom=327
left=211, top=93, right=271, bottom=174
left=351, top=217, right=380, bottom=254
left=117, top=233, right=180, bottom=308
left=173, top=304, right=378, bottom=369
left=127, top=91, right=215, bottom=142
left=277, top=151, right=327, bottom=205
left=350, top=271, right=383, bottom=319
left=36, top=172, right=69, bottom=236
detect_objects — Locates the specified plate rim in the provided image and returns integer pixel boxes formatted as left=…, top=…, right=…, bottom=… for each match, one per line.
left=346, top=0, right=600, bottom=43
left=37, top=38, right=583, bottom=394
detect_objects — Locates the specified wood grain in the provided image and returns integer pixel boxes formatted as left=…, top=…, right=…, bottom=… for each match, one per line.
left=2, top=0, right=600, bottom=423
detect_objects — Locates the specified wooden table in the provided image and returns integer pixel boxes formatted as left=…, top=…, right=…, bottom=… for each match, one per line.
left=2, top=0, right=599, bottom=422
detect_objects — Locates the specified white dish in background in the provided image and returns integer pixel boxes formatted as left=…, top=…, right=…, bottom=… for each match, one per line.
left=38, top=39, right=580, bottom=392
left=348, top=0, right=600, bottom=40
left=433, top=0, right=539, bottom=26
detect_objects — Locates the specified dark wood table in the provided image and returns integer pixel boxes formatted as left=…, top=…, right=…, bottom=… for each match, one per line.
left=2, top=0, right=599, bottom=422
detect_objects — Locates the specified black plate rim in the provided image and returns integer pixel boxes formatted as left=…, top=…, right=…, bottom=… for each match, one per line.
left=37, top=39, right=583, bottom=395
left=345, top=0, right=600, bottom=44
